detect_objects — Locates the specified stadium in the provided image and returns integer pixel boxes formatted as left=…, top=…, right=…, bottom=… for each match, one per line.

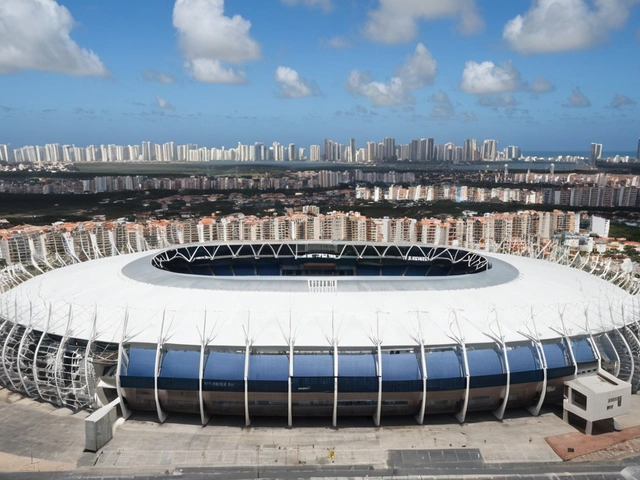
left=0, top=241, right=638, bottom=427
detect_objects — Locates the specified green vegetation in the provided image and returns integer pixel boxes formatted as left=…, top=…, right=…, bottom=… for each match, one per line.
left=609, top=222, right=640, bottom=242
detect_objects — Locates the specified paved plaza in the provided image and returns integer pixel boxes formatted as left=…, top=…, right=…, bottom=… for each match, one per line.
left=1, top=386, right=640, bottom=477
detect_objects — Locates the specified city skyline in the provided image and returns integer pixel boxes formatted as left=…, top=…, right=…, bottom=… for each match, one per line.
left=3, top=136, right=639, bottom=164
left=0, top=0, right=639, bottom=150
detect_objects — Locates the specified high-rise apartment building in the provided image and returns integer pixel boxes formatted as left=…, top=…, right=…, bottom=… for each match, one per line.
left=309, top=145, right=320, bottom=162
left=506, top=146, right=521, bottom=159
left=637, top=138, right=640, bottom=161
left=383, top=137, right=396, bottom=161
left=590, top=143, right=602, bottom=166
left=349, top=138, right=356, bottom=163
left=463, top=139, right=477, bottom=162
left=482, top=139, right=497, bottom=161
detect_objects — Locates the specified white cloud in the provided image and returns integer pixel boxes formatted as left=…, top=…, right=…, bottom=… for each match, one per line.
left=173, top=0, right=261, bottom=84
left=321, top=36, right=353, bottom=49
left=529, top=76, right=556, bottom=93
left=142, top=70, right=178, bottom=84
left=346, top=43, right=436, bottom=106
left=156, top=96, right=175, bottom=110
left=395, top=43, right=437, bottom=89
left=275, top=66, right=320, bottom=98
left=281, top=0, right=332, bottom=12
left=504, top=0, right=638, bottom=54
left=460, top=61, right=522, bottom=95
left=429, top=90, right=455, bottom=120
left=564, top=87, right=591, bottom=108
left=609, top=93, right=636, bottom=108
left=347, top=71, right=410, bottom=106
left=363, top=0, right=483, bottom=44
left=0, top=0, right=108, bottom=76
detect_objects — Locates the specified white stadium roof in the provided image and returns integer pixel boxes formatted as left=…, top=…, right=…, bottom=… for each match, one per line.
left=0, top=243, right=635, bottom=349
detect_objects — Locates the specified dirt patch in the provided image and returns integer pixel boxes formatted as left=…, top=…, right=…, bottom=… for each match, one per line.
left=546, top=424, right=640, bottom=461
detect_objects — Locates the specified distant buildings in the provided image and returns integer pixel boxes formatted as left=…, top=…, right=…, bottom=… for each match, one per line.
left=0, top=210, right=582, bottom=268
left=589, top=216, right=611, bottom=238
left=1, top=137, right=638, bottom=164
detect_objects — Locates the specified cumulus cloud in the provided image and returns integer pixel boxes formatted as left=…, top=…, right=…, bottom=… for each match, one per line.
left=609, top=93, right=636, bottom=108
left=460, top=61, right=555, bottom=100
left=321, top=36, right=353, bottom=49
left=460, top=61, right=523, bottom=95
left=173, top=0, right=261, bottom=84
left=156, top=96, right=175, bottom=110
left=363, top=0, right=483, bottom=44
left=346, top=43, right=436, bottom=106
left=529, top=76, right=556, bottom=93
left=0, top=0, right=108, bottom=76
left=429, top=90, right=455, bottom=120
left=142, top=70, right=178, bottom=84
left=564, top=87, right=591, bottom=108
left=504, top=0, right=637, bottom=54
left=274, top=66, right=320, bottom=98
left=281, top=0, right=332, bottom=12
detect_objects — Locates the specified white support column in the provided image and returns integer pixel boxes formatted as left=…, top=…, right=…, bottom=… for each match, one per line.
left=154, top=312, right=168, bottom=423
left=198, top=342, right=209, bottom=427
left=565, top=336, right=578, bottom=376
left=287, top=339, right=293, bottom=428
left=603, top=333, right=621, bottom=377
left=16, top=325, right=33, bottom=394
left=32, top=304, right=51, bottom=403
left=332, top=343, right=338, bottom=428
left=84, top=307, right=97, bottom=408
left=493, top=339, right=510, bottom=421
left=243, top=343, right=251, bottom=427
left=527, top=340, right=548, bottom=416
left=115, top=311, right=131, bottom=419
left=553, top=313, right=578, bottom=376
left=1, top=323, right=20, bottom=391
left=53, top=306, right=73, bottom=407
left=374, top=343, right=382, bottom=427
left=153, top=343, right=167, bottom=423
left=455, top=344, right=470, bottom=424
left=486, top=312, right=510, bottom=421
left=416, top=341, right=427, bottom=425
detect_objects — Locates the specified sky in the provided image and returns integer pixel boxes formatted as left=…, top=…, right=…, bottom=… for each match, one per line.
left=0, top=0, right=639, bottom=153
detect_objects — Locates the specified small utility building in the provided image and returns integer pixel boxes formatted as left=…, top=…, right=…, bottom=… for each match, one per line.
left=563, top=370, right=631, bottom=435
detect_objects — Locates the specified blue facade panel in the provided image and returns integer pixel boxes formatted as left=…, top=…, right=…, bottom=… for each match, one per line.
left=543, top=341, right=570, bottom=369
left=291, top=377, right=333, bottom=393
left=248, top=354, right=289, bottom=393
left=248, top=354, right=289, bottom=381
left=425, top=349, right=465, bottom=391
left=157, top=350, right=200, bottom=390
left=338, top=353, right=378, bottom=392
left=294, top=354, right=333, bottom=377
left=339, top=353, right=377, bottom=377
left=467, top=348, right=506, bottom=389
left=202, top=351, right=245, bottom=391
left=120, top=347, right=156, bottom=389
left=571, top=338, right=597, bottom=364
left=381, top=353, right=422, bottom=393
left=508, top=344, right=543, bottom=384
left=381, top=353, right=422, bottom=381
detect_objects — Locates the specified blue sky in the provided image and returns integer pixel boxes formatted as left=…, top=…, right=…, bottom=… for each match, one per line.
left=0, top=0, right=639, bottom=153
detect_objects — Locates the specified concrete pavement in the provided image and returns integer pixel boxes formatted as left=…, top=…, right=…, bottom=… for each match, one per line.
left=1, top=386, right=640, bottom=475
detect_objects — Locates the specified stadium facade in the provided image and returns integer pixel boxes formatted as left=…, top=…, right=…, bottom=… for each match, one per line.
left=0, top=241, right=638, bottom=427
